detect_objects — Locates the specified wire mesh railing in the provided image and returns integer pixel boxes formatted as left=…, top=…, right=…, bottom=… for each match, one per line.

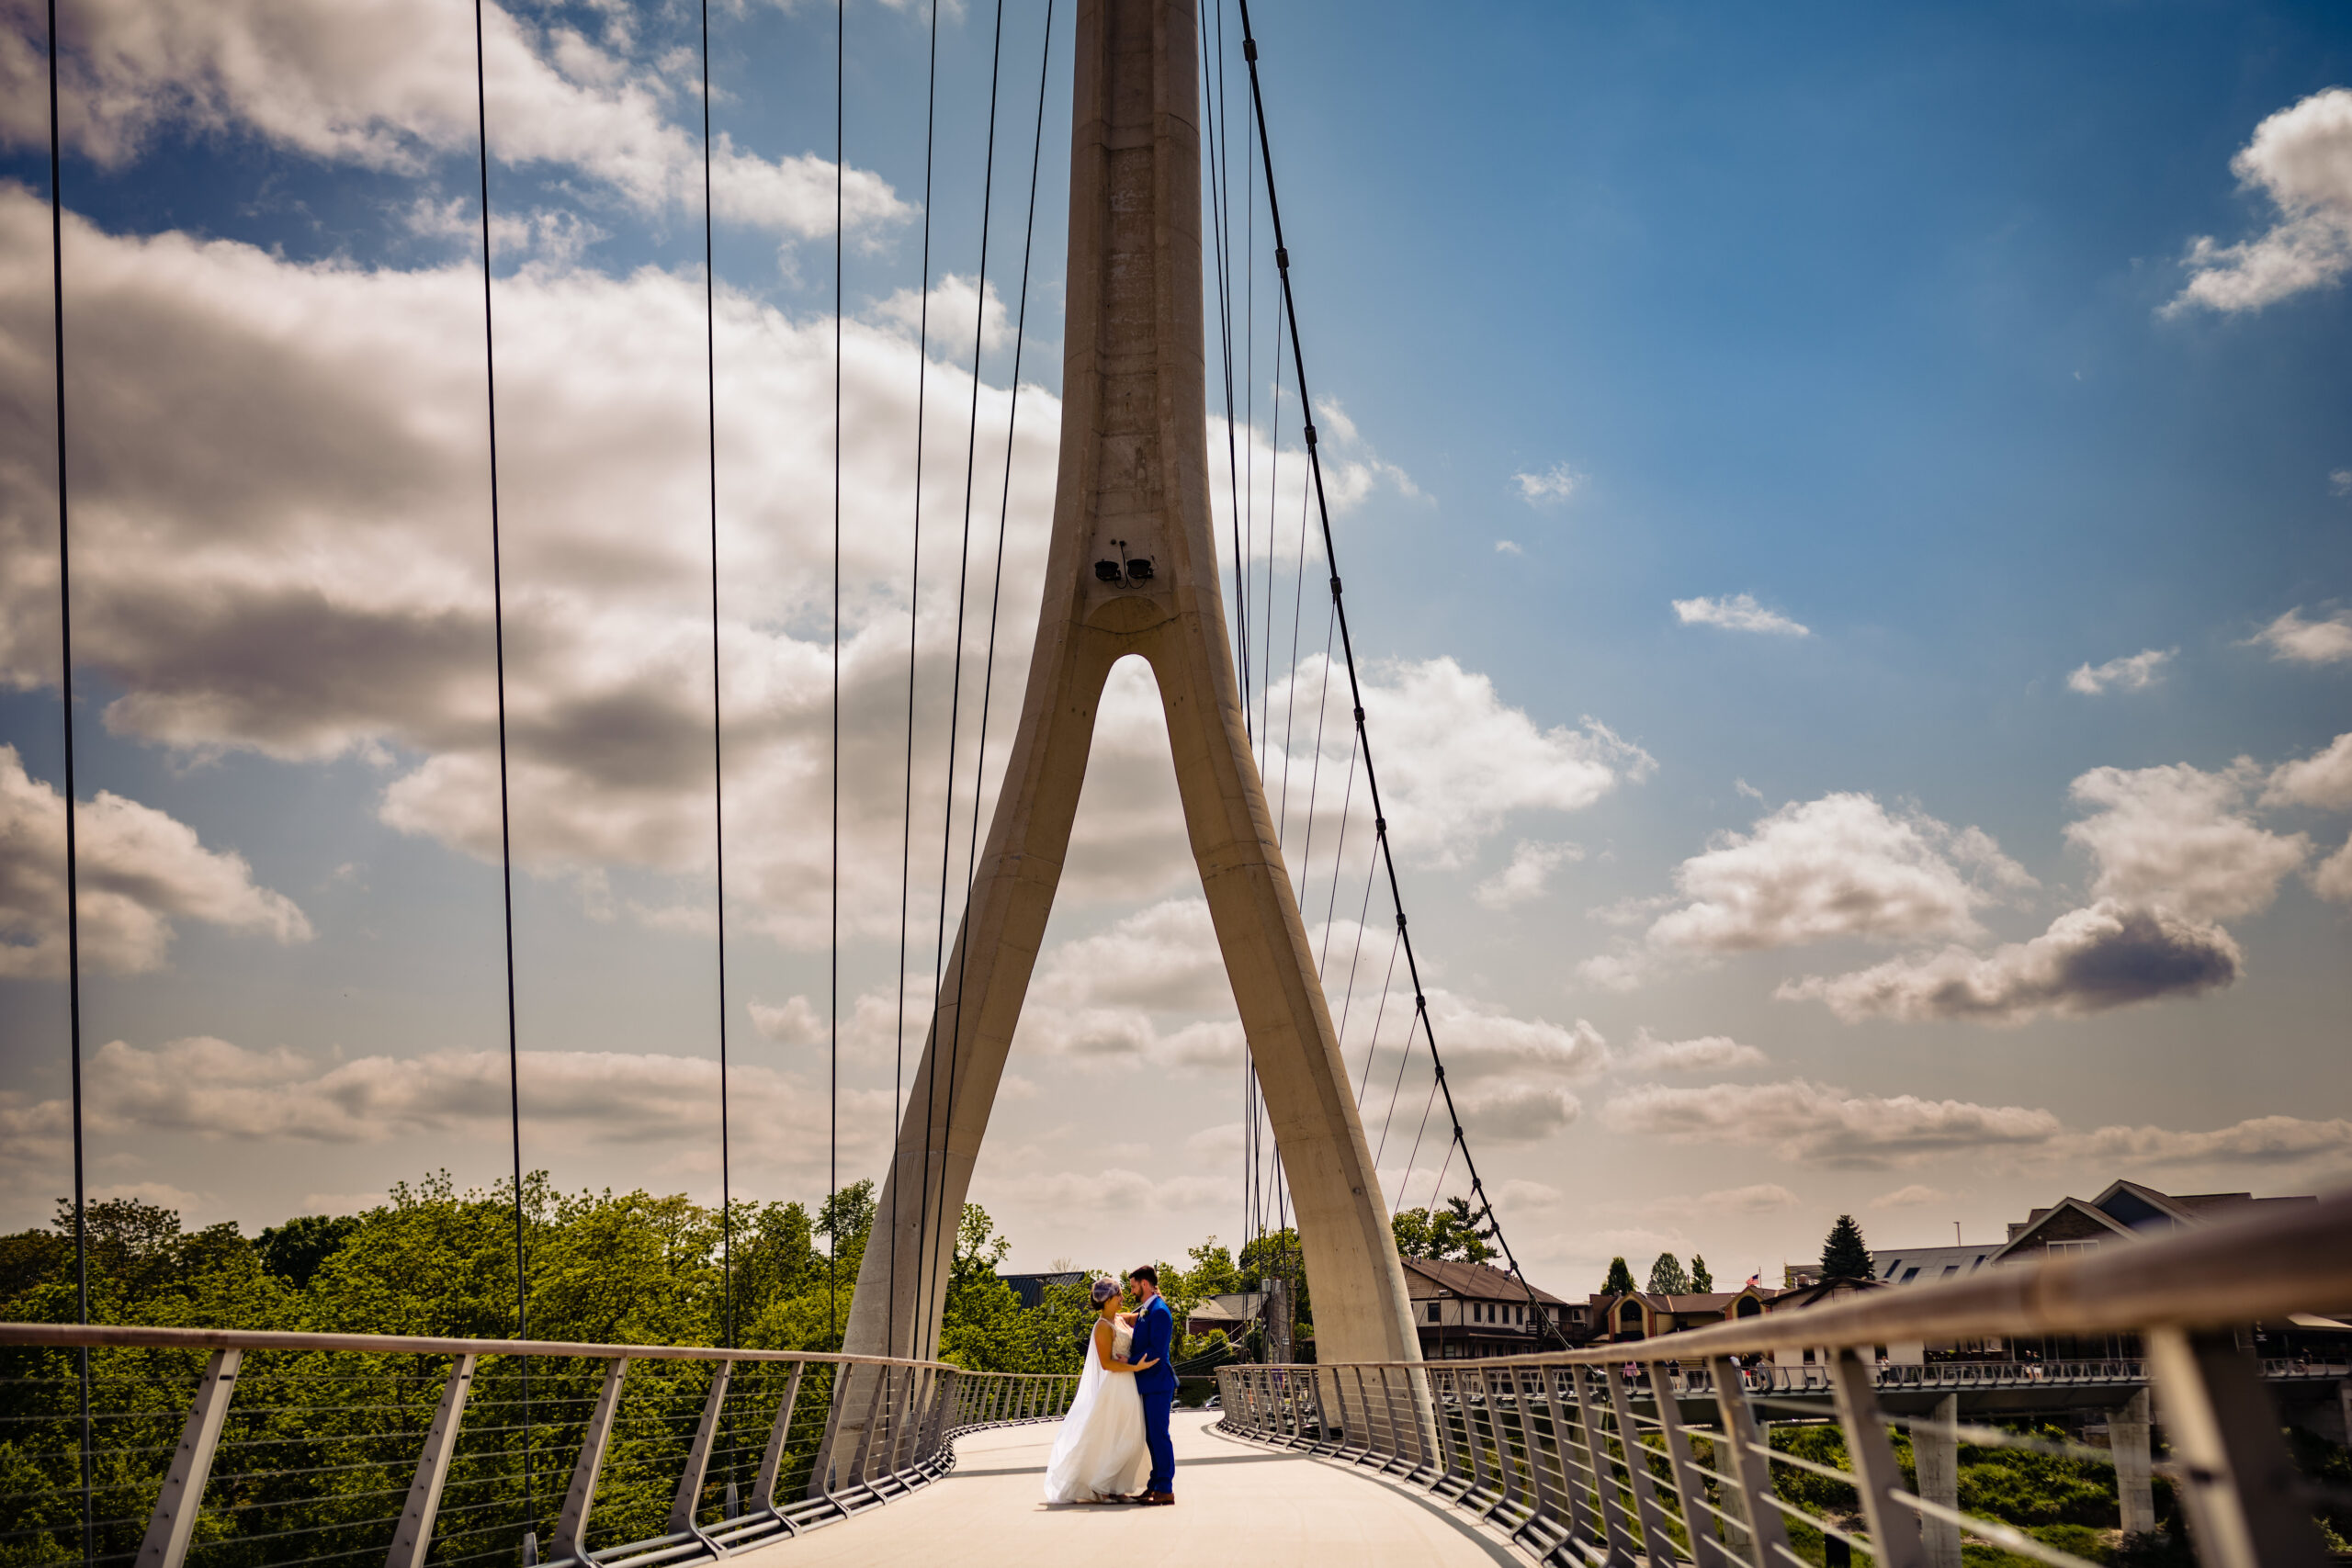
left=1217, top=1189, right=2352, bottom=1568
left=0, top=1325, right=1080, bottom=1568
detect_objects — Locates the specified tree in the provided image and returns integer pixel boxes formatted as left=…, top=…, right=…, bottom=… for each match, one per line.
left=257, top=1214, right=362, bottom=1289
left=1646, top=1252, right=1690, bottom=1294
left=1391, top=1197, right=1497, bottom=1264
left=1689, top=1255, right=1713, bottom=1292
left=1821, top=1214, right=1872, bottom=1280
left=1601, top=1256, right=1636, bottom=1295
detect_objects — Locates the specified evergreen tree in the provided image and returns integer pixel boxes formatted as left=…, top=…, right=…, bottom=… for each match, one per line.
left=1601, top=1256, right=1636, bottom=1295
left=1646, top=1252, right=1690, bottom=1294
left=1820, top=1214, right=1872, bottom=1280
left=1689, top=1255, right=1713, bottom=1292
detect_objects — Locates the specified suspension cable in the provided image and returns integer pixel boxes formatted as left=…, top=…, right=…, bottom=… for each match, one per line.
left=828, top=0, right=843, bottom=1354
left=889, top=0, right=945, bottom=1359
left=695, top=0, right=734, bottom=1355
left=469, top=0, right=542, bottom=1509
left=1236, top=0, right=1566, bottom=1346
left=42, top=6, right=93, bottom=1555
left=1198, top=0, right=1247, bottom=736
left=915, top=0, right=1011, bottom=1364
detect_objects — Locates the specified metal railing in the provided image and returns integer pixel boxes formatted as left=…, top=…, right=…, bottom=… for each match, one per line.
left=1219, top=1189, right=2352, bottom=1568
left=0, top=1324, right=1079, bottom=1568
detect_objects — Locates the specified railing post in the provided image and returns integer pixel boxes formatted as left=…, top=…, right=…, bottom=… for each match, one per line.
left=1574, top=1365, right=1641, bottom=1568
left=848, top=1366, right=888, bottom=1494
left=551, top=1357, right=629, bottom=1567
left=751, top=1362, right=807, bottom=1517
left=2145, top=1327, right=2329, bottom=1568
left=1913, top=1392, right=1961, bottom=1568
left=1603, top=1359, right=1677, bottom=1560
left=136, top=1348, right=242, bottom=1568
left=1826, top=1348, right=1927, bottom=1568
left=388, top=1352, right=475, bottom=1568
left=1510, top=1368, right=1554, bottom=1531
left=1708, top=1358, right=1790, bottom=1568
left=1540, top=1367, right=1592, bottom=1545
left=667, top=1359, right=732, bottom=1535
left=2111, top=1386, right=2155, bottom=1535
left=1647, top=1361, right=1721, bottom=1567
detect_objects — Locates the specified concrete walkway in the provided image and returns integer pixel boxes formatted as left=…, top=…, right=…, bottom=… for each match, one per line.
left=734, top=1411, right=1531, bottom=1567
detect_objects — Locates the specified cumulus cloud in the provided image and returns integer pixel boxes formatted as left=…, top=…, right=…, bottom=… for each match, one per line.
left=2264, top=732, right=2352, bottom=811
left=876, top=273, right=1012, bottom=359
left=2167, top=89, right=2352, bottom=315
left=1512, top=463, right=1583, bottom=504
left=2249, top=606, right=2352, bottom=665
left=1672, top=594, right=1809, bottom=637
left=25, top=1037, right=890, bottom=1181
left=0, top=745, right=311, bottom=976
left=1641, top=793, right=2032, bottom=955
left=0, top=0, right=906, bottom=242
left=1778, top=899, right=2242, bottom=1025
left=2313, top=839, right=2352, bottom=903
left=2066, top=762, right=2306, bottom=922
left=1474, top=840, right=1582, bottom=909
left=2333, top=468, right=2352, bottom=499
left=1452, top=1083, right=1580, bottom=1145
left=1602, top=1079, right=2064, bottom=1168
left=1619, top=1030, right=1768, bottom=1073
left=1871, top=1184, right=1947, bottom=1210
left=2072, top=1115, right=2352, bottom=1167
left=2067, top=648, right=2172, bottom=695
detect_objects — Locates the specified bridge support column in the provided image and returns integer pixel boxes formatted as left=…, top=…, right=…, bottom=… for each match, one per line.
left=816, top=0, right=1420, bottom=1483
left=2112, top=1387, right=2155, bottom=1536
left=1915, top=1393, right=1961, bottom=1568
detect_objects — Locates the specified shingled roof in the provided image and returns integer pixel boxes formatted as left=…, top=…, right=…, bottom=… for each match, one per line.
left=1398, top=1256, right=1566, bottom=1305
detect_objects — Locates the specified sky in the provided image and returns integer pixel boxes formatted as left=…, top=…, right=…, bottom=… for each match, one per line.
left=1, top=0, right=2348, bottom=1302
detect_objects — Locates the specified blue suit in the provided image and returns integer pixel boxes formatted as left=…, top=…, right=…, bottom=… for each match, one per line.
left=1127, top=1292, right=1177, bottom=1493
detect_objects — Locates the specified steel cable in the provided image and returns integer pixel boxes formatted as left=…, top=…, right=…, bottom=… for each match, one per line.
left=829, top=0, right=844, bottom=1353
left=1236, top=0, right=1567, bottom=1346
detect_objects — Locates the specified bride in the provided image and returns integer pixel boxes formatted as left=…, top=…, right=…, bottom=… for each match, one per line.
left=1041, top=1277, right=1161, bottom=1504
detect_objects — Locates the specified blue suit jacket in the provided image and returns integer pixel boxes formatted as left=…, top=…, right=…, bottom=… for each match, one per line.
left=1128, top=1294, right=1178, bottom=1394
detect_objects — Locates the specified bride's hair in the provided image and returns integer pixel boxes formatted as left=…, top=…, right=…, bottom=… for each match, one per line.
left=1090, top=1277, right=1121, bottom=1306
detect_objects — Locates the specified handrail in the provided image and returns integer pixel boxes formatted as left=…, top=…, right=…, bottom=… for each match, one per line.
left=1217, top=1194, right=2351, bottom=1568
left=0, top=1320, right=960, bottom=1368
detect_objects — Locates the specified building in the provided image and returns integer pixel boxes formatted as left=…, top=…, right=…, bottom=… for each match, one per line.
left=1399, top=1257, right=1571, bottom=1359
left=998, top=1270, right=1085, bottom=1309
left=1589, top=1282, right=1781, bottom=1345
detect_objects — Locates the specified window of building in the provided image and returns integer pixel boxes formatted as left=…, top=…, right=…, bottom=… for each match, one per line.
left=2046, top=1240, right=2101, bottom=1258
left=1940, top=1265, right=1959, bottom=1278
left=1428, top=1303, right=1441, bottom=1324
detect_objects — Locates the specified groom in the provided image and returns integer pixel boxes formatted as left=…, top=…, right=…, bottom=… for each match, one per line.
left=1124, top=1266, right=1177, bottom=1505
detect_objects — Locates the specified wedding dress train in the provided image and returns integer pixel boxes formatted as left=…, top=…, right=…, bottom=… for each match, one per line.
left=1040, top=1318, right=1151, bottom=1504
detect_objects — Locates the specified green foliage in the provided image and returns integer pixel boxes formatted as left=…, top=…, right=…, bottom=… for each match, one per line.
left=254, top=1213, right=361, bottom=1289
left=1646, top=1252, right=1690, bottom=1294
left=1601, top=1256, right=1636, bottom=1295
left=1820, top=1213, right=1871, bottom=1280
left=1238, top=1227, right=1310, bottom=1332
left=1689, top=1254, right=1713, bottom=1292
left=1392, top=1196, right=1497, bottom=1263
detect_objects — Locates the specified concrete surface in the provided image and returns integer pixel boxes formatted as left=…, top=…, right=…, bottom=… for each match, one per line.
left=740, top=1413, right=1530, bottom=1567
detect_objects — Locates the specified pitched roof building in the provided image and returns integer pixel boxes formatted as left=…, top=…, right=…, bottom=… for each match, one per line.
left=1399, top=1257, right=1571, bottom=1359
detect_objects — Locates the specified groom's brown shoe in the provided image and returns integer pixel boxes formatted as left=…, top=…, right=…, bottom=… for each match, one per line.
left=1140, top=1491, right=1175, bottom=1506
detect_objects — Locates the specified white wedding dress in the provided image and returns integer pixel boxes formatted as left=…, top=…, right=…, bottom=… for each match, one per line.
left=1040, top=1317, right=1151, bottom=1504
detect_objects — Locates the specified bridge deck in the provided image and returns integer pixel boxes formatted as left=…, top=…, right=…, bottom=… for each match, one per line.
left=735, top=1411, right=1527, bottom=1567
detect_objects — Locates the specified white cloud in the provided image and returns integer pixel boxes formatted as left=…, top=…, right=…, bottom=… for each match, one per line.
left=1492, top=1178, right=1564, bottom=1211
left=2263, top=732, right=2352, bottom=811
left=1871, top=1184, right=1947, bottom=1210
left=1602, top=1079, right=2064, bottom=1168
left=1778, top=899, right=2243, bottom=1025
left=2167, top=89, right=2352, bottom=315
left=1452, top=1082, right=1580, bottom=1145
left=1672, top=594, right=1809, bottom=637
left=0, top=746, right=311, bottom=976
left=2067, top=648, right=2172, bottom=695
left=1474, top=840, right=1582, bottom=909
left=2313, top=838, right=2352, bottom=903
left=2331, top=468, right=2352, bottom=498
left=1493, top=539, right=1522, bottom=556
left=875, top=273, right=1011, bottom=358
left=39, top=1036, right=890, bottom=1182
left=2066, top=762, right=2306, bottom=922
left=2249, top=606, right=2352, bottom=665
left=0, top=0, right=906, bottom=242
left=2072, top=1116, right=2352, bottom=1168
left=1512, top=463, right=1583, bottom=504
left=1641, top=793, right=2032, bottom=955
left=1619, top=1030, right=1768, bottom=1073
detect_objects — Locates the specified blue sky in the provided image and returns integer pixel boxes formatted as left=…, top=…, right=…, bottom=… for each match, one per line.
left=1, top=0, right=2346, bottom=1293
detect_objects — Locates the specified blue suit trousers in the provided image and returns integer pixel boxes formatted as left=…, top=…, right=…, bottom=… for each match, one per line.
left=1140, top=1387, right=1174, bottom=1494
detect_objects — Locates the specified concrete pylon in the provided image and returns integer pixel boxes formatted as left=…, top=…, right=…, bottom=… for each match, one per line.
left=813, top=0, right=1420, bottom=1485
